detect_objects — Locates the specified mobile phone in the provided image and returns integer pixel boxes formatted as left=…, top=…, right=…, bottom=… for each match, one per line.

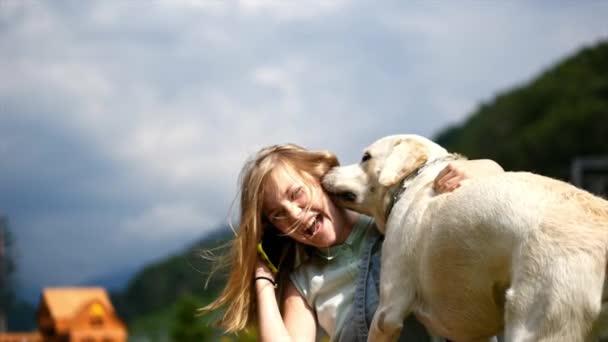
left=257, top=227, right=287, bottom=274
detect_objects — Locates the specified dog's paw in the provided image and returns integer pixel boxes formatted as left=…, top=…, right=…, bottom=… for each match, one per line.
left=368, top=312, right=385, bottom=342
left=377, top=310, right=386, bottom=333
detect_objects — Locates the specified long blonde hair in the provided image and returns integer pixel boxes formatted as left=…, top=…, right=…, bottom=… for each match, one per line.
left=201, top=143, right=338, bottom=333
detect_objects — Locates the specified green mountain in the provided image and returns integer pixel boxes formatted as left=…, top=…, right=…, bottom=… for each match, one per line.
left=112, top=228, right=228, bottom=320
left=434, top=40, right=608, bottom=182
left=110, top=227, right=250, bottom=340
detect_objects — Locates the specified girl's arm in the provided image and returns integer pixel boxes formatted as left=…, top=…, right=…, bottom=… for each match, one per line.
left=255, top=260, right=317, bottom=342
left=433, top=159, right=504, bottom=193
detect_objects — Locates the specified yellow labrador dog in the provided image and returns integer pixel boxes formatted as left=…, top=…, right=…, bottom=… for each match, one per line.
left=322, top=134, right=608, bottom=342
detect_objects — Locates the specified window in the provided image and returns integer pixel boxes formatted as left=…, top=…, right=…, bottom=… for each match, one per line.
left=90, top=316, right=104, bottom=328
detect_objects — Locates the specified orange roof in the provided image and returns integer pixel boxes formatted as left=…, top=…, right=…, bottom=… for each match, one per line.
left=41, top=287, right=115, bottom=320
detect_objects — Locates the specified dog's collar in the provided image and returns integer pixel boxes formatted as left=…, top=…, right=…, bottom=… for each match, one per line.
left=384, top=154, right=461, bottom=222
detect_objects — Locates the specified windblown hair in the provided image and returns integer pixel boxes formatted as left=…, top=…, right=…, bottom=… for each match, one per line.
left=200, top=143, right=338, bottom=333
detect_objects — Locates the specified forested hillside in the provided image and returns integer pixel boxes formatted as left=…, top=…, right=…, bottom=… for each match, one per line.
left=112, top=228, right=229, bottom=321
left=435, top=40, right=608, bottom=181
left=110, top=227, right=249, bottom=340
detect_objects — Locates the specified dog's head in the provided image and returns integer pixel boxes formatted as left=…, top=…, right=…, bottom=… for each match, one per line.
left=322, top=134, right=447, bottom=232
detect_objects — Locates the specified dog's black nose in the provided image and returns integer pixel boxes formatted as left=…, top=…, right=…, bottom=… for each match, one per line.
left=338, top=191, right=357, bottom=202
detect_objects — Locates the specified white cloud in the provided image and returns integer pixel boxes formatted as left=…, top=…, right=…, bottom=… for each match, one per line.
left=377, top=2, right=608, bottom=126
left=237, top=0, right=349, bottom=20
left=11, top=1, right=59, bottom=37
left=252, top=64, right=302, bottom=116
left=157, top=0, right=229, bottom=14
left=122, top=202, right=211, bottom=240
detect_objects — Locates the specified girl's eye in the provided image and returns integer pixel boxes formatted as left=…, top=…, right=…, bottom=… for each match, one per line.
left=270, top=210, right=285, bottom=221
left=292, top=186, right=304, bottom=199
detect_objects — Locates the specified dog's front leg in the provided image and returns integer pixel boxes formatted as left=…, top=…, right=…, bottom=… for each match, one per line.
left=368, top=276, right=416, bottom=342
left=368, top=228, right=417, bottom=342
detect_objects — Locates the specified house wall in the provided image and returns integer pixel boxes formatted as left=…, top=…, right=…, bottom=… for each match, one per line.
left=0, top=332, right=42, bottom=342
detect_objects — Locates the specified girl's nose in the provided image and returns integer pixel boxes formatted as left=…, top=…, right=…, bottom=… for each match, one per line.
left=283, top=201, right=303, bottom=220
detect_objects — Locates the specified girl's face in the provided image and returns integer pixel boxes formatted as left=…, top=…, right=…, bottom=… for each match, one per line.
left=262, top=164, right=354, bottom=248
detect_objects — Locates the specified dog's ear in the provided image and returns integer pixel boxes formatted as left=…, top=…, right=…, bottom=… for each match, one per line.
left=378, top=139, right=429, bottom=187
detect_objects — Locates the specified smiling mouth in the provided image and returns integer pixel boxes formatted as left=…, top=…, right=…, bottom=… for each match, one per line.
left=304, top=214, right=322, bottom=237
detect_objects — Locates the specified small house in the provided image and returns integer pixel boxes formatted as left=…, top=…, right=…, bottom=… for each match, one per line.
left=36, top=287, right=127, bottom=342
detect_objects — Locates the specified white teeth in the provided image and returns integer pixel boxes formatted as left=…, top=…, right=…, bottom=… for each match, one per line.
left=305, top=216, right=319, bottom=236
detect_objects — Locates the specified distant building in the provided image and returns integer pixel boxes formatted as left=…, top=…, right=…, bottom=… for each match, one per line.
left=0, top=287, right=127, bottom=342
left=571, top=156, right=608, bottom=196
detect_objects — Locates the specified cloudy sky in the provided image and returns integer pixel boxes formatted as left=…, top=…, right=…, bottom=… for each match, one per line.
left=1, top=0, right=607, bottom=301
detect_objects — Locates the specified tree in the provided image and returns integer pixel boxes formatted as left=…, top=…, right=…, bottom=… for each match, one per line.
left=170, top=294, right=213, bottom=342
left=0, top=215, right=16, bottom=332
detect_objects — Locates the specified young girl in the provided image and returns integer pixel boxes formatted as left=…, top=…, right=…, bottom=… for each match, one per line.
left=202, top=143, right=503, bottom=341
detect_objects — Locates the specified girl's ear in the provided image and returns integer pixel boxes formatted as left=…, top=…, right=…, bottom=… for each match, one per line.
left=378, top=139, right=429, bottom=187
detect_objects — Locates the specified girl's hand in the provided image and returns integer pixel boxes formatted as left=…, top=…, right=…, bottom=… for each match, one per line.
left=255, top=256, right=275, bottom=279
left=433, top=162, right=468, bottom=193
left=433, top=159, right=504, bottom=193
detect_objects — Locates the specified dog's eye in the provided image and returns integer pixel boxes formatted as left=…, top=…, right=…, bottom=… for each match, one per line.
left=361, top=152, right=371, bottom=163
